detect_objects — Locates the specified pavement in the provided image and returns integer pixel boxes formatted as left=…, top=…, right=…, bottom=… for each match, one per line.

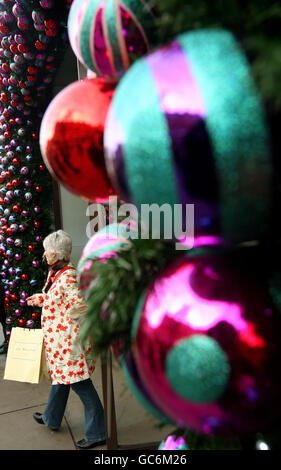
left=0, top=326, right=174, bottom=451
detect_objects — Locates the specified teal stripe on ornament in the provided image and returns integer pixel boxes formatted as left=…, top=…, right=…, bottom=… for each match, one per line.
left=105, top=0, right=124, bottom=76
left=77, top=241, right=130, bottom=272
left=80, top=0, right=100, bottom=73
left=119, top=354, right=172, bottom=424
left=96, top=222, right=138, bottom=241
left=177, top=30, right=272, bottom=242
left=111, top=58, right=178, bottom=208
left=121, top=0, right=157, bottom=44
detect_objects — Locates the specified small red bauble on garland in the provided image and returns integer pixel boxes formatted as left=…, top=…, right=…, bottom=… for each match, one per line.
left=18, top=318, right=26, bottom=327
left=31, top=312, right=40, bottom=320
left=13, top=204, right=21, bottom=213
left=27, top=244, right=35, bottom=252
left=21, top=274, right=28, bottom=280
left=18, top=44, right=28, bottom=53
left=27, top=66, right=37, bottom=74
left=40, top=78, right=118, bottom=203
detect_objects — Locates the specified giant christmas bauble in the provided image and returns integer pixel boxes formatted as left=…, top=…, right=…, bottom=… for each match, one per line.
left=77, top=222, right=137, bottom=298
left=39, top=78, right=117, bottom=202
left=68, top=0, right=158, bottom=79
left=104, top=29, right=272, bottom=243
left=132, top=251, right=281, bottom=436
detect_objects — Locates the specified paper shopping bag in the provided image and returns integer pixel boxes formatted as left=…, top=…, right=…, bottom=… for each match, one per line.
left=4, top=327, right=45, bottom=384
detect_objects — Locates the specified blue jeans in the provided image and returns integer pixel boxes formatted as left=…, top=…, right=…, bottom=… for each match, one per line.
left=42, top=378, right=106, bottom=443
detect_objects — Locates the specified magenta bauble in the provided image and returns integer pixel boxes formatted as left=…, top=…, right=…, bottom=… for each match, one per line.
left=132, top=253, right=281, bottom=436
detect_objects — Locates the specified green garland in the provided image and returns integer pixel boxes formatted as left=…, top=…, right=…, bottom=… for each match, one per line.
left=78, top=237, right=180, bottom=358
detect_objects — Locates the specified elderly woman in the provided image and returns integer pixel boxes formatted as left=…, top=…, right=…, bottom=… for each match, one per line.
left=27, top=230, right=106, bottom=449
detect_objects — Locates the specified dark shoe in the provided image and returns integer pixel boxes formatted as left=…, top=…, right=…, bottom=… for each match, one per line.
left=76, top=438, right=106, bottom=449
left=0, top=342, right=8, bottom=354
left=33, top=412, right=45, bottom=425
left=33, top=412, right=59, bottom=431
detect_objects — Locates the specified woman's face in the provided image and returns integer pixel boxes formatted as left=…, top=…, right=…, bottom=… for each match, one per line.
left=44, top=250, right=57, bottom=265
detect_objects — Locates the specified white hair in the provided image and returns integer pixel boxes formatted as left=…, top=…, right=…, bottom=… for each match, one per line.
left=43, top=230, right=72, bottom=261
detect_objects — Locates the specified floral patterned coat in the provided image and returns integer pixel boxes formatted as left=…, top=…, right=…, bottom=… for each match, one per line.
left=34, top=263, right=95, bottom=385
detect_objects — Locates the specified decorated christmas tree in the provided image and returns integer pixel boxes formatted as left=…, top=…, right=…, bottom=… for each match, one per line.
left=0, top=0, right=71, bottom=345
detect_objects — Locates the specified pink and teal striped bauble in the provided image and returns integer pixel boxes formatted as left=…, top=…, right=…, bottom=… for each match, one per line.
left=104, top=29, right=272, bottom=244
left=68, top=0, right=158, bottom=79
left=77, top=222, right=137, bottom=298
left=158, top=435, right=189, bottom=450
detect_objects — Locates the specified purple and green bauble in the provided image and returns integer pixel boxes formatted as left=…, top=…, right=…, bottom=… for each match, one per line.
left=77, top=222, right=137, bottom=298
left=104, top=29, right=272, bottom=243
left=132, top=253, right=281, bottom=436
left=68, top=0, right=158, bottom=79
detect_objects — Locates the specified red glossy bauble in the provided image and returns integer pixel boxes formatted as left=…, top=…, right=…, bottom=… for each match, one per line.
left=44, top=19, right=57, bottom=29
left=1, top=63, right=9, bottom=73
left=21, top=274, right=28, bottom=280
left=28, top=66, right=37, bottom=74
left=10, top=44, right=18, bottom=53
left=35, top=185, right=42, bottom=192
left=10, top=294, right=17, bottom=301
left=0, top=24, right=9, bottom=35
left=28, top=244, right=35, bottom=252
left=39, top=164, right=45, bottom=171
left=34, top=221, right=40, bottom=228
left=0, top=92, right=8, bottom=103
left=13, top=204, right=21, bottom=212
left=18, top=318, right=26, bottom=327
left=12, top=159, right=20, bottom=166
left=12, top=178, right=20, bottom=185
left=35, top=40, right=46, bottom=50
left=31, top=312, right=40, bottom=320
left=46, top=28, right=57, bottom=37
left=18, top=44, right=28, bottom=53
left=40, top=78, right=118, bottom=203
left=0, top=176, right=5, bottom=184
